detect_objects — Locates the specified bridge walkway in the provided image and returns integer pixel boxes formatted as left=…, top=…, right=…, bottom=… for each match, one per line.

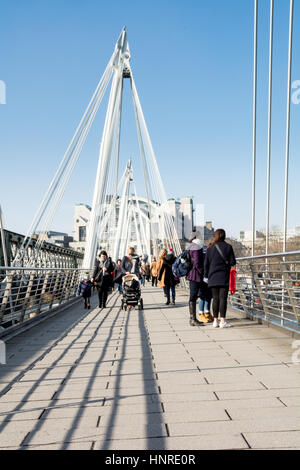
left=0, top=286, right=299, bottom=450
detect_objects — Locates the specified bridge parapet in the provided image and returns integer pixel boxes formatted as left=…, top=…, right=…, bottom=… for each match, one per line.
left=0, top=267, right=92, bottom=334
left=230, top=251, right=300, bottom=333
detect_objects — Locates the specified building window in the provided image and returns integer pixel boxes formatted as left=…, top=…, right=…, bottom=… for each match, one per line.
left=79, top=226, right=86, bottom=242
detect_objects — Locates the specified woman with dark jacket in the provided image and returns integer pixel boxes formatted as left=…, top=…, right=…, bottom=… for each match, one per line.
left=204, top=229, right=236, bottom=328
left=186, top=231, right=204, bottom=326
left=92, top=250, right=114, bottom=308
left=157, top=248, right=177, bottom=305
left=121, top=247, right=141, bottom=278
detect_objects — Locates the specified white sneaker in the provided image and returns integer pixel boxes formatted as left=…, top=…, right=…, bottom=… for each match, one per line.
left=212, top=319, right=219, bottom=328
left=219, top=321, right=232, bottom=328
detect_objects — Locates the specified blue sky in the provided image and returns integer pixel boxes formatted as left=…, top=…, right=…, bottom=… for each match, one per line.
left=0, top=0, right=299, bottom=239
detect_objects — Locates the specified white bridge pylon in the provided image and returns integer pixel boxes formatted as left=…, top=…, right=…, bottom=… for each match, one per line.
left=13, top=28, right=182, bottom=268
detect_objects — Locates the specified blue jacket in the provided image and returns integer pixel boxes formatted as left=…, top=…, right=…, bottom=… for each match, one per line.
left=77, top=280, right=93, bottom=298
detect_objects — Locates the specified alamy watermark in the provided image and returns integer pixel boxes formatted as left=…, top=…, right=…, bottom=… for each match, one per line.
left=0, top=80, right=6, bottom=104
left=0, top=340, right=6, bottom=364
left=292, top=80, right=300, bottom=105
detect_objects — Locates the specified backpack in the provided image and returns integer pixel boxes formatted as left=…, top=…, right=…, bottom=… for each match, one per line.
left=172, top=250, right=192, bottom=278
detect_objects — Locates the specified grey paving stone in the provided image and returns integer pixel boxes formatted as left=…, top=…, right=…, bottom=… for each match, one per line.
left=227, top=406, right=300, bottom=420
left=94, top=434, right=248, bottom=450
left=244, top=431, right=300, bottom=449
left=168, top=417, right=300, bottom=436
left=23, top=422, right=168, bottom=446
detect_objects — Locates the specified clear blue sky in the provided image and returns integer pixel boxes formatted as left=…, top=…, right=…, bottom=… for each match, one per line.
left=0, top=0, right=299, bottom=239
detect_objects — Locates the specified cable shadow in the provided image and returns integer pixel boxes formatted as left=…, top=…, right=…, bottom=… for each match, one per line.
left=20, top=294, right=121, bottom=448
left=99, top=308, right=166, bottom=450
left=0, top=293, right=118, bottom=434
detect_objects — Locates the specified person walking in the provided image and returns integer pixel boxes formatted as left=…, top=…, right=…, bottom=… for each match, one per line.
left=157, top=248, right=177, bottom=305
left=140, top=261, right=150, bottom=286
left=77, top=274, right=93, bottom=309
left=92, top=250, right=114, bottom=308
left=121, top=247, right=141, bottom=278
left=150, top=257, right=158, bottom=287
left=186, top=231, right=204, bottom=326
left=113, top=258, right=123, bottom=293
left=204, top=229, right=236, bottom=328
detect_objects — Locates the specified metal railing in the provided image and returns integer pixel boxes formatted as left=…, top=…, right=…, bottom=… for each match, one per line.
left=229, top=251, right=300, bottom=333
left=0, top=267, right=92, bottom=330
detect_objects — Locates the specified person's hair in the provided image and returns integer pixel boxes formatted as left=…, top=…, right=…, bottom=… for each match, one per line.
left=117, top=259, right=122, bottom=263
left=152, top=257, right=156, bottom=261
left=128, top=246, right=135, bottom=253
left=99, top=250, right=108, bottom=257
left=159, top=249, right=167, bottom=259
left=209, top=229, right=226, bottom=247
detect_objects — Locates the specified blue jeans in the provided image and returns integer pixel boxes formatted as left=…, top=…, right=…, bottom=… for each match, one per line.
left=114, top=283, right=122, bottom=293
left=164, top=286, right=175, bottom=301
left=199, top=298, right=211, bottom=313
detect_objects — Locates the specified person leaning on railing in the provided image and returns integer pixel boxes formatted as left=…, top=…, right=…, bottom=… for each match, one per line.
left=204, top=229, right=236, bottom=328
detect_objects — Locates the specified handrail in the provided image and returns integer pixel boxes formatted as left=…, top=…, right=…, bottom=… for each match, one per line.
left=237, top=250, right=300, bottom=261
left=230, top=251, right=300, bottom=333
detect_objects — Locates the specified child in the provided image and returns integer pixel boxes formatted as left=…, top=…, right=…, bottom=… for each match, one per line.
left=77, top=274, right=93, bottom=309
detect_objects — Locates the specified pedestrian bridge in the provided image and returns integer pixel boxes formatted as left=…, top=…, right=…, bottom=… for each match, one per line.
left=0, top=285, right=299, bottom=450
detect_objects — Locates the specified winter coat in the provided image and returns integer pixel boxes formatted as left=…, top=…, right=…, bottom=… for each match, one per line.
left=92, top=257, right=114, bottom=288
left=121, top=254, right=141, bottom=277
left=140, top=263, right=150, bottom=276
left=113, top=265, right=123, bottom=285
left=157, top=254, right=176, bottom=288
left=204, top=241, right=236, bottom=288
left=186, top=242, right=204, bottom=283
left=77, top=280, right=93, bottom=298
left=150, top=261, right=158, bottom=277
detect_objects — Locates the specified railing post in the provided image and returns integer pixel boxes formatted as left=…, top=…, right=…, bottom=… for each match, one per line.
left=0, top=273, right=14, bottom=323
left=236, top=262, right=249, bottom=314
left=66, top=270, right=77, bottom=301
left=48, top=271, right=61, bottom=310
left=19, top=272, right=35, bottom=322
left=36, top=271, right=50, bottom=315
left=58, top=271, right=70, bottom=305
left=250, top=262, right=269, bottom=322
left=280, top=261, right=300, bottom=325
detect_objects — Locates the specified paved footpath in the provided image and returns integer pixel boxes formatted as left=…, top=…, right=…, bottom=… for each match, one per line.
left=0, top=286, right=299, bottom=450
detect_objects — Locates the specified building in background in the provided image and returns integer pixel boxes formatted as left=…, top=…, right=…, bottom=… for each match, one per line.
left=33, top=231, right=73, bottom=248
left=70, top=199, right=214, bottom=255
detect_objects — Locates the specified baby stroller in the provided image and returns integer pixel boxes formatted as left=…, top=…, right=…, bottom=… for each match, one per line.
left=121, top=274, right=143, bottom=311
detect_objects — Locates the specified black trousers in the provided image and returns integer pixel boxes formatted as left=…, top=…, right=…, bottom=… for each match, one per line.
left=189, top=280, right=202, bottom=302
left=211, top=286, right=229, bottom=318
left=152, top=276, right=158, bottom=287
left=97, top=287, right=108, bottom=307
